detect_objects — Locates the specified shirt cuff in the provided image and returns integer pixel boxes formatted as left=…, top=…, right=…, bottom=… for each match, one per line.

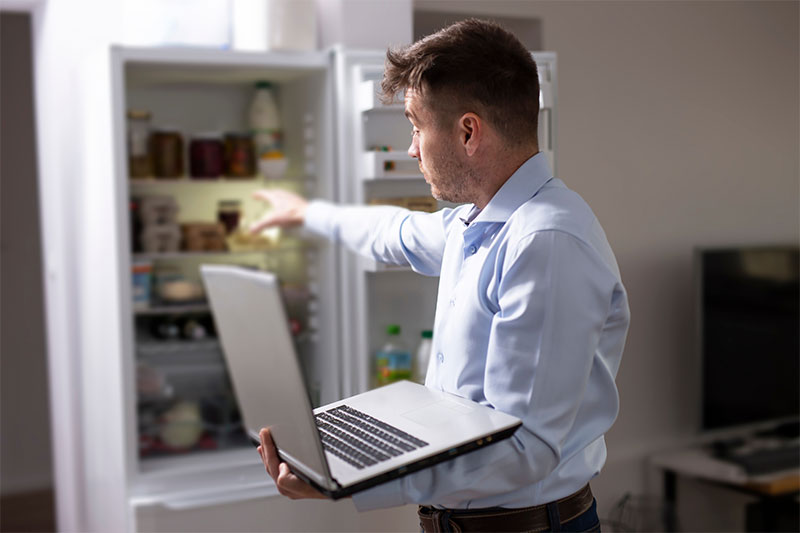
left=351, top=478, right=406, bottom=511
left=304, top=200, right=337, bottom=240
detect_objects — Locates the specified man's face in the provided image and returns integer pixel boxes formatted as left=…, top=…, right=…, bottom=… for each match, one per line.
left=404, top=89, right=478, bottom=203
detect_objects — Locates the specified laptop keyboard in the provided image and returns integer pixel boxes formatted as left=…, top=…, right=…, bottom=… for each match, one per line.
left=315, top=405, right=429, bottom=470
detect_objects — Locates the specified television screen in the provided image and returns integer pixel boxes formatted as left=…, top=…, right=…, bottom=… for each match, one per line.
left=699, top=246, right=800, bottom=430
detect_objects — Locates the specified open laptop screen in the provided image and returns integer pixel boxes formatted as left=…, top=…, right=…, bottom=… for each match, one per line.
left=201, top=265, right=333, bottom=489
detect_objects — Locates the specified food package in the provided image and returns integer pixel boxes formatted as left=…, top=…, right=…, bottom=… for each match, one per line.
left=158, top=280, right=205, bottom=303
left=159, top=401, right=203, bottom=449
left=181, top=222, right=227, bottom=252
left=140, top=224, right=181, bottom=253
left=139, top=195, right=179, bottom=226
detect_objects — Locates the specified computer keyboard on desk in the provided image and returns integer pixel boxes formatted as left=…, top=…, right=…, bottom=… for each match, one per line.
left=720, top=444, right=800, bottom=476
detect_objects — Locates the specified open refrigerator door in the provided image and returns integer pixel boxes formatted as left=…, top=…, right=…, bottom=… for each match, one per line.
left=333, top=49, right=557, bottom=397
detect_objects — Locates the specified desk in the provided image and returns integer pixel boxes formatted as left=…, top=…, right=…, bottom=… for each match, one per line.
left=651, top=448, right=799, bottom=532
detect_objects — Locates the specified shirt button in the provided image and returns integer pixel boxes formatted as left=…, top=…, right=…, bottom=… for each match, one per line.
left=449, top=298, right=455, bottom=306
left=469, top=245, right=477, bottom=255
left=437, top=353, right=444, bottom=363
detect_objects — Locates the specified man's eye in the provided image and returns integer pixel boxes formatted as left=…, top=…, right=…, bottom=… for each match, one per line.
left=411, top=129, right=419, bottom=137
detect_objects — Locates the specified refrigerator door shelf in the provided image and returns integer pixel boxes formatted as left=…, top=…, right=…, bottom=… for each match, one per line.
left=361, top=151, right=423, bottom=180
left=358, top=79, right=405, bottom=113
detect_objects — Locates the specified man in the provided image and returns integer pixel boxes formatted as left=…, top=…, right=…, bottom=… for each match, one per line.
left=251, top=18, right=629, bottom=533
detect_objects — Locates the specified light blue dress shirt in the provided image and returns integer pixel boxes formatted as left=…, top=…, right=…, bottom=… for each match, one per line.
left=304, top=152, right=630, bottom=511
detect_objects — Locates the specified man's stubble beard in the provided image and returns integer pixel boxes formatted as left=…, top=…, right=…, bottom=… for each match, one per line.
left=426, top=147, right=484, bottom=205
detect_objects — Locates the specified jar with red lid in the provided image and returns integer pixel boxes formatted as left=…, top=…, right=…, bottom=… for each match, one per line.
left=189, top=134, right=224, bottom=179
left=224, top=133, right=256, bottom=178
left=150, top=129, right=184, bottom=179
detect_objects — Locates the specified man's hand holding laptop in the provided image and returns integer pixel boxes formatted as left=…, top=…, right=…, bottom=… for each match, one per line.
left=257, top=427, right=326, bottom=500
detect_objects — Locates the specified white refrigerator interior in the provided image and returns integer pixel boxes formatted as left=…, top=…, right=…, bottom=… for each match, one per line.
left=102, top=46, right=556, bottom=531
left=114, top=47, right=341, bottom=518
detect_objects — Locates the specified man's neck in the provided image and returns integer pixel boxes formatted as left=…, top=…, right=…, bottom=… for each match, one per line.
left=473, top=147, right=539, bottom=209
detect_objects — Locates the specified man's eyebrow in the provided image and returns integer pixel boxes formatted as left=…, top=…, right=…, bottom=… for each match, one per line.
left=404, top=109, right=416, bottom=120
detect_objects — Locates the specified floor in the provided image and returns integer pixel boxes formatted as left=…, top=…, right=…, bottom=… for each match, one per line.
left=0, top=489, right=56, bottom=533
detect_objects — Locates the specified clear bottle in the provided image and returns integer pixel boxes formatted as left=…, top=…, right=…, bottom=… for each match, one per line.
left=375, top=324, right=412, bottom=386
left=415, top=330, right=433, bottom=384
left=127, top=109, right=151, bottom=178
left=249, top=81, right=282, bottom=158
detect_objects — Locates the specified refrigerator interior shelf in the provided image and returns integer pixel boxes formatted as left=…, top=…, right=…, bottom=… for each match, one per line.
left=357, top=79, right=405, bottom=112
left=133, top=245, right=306, bottom=261
left=121, top=46, right=331, bottom=87
left=129, top=176, right=316, bottom=186
left=137, top=338, right=221, bottom=356
left=135, top=303, right=211, bottom=316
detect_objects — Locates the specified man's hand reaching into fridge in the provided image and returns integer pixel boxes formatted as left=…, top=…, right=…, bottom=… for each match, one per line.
left=250, top=189, right=309, bottom=233
left=257, top=427, right=327, bottom=500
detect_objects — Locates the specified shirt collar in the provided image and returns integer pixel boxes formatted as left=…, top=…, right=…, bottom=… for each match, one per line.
left=470, top=152, right=553, bottom=224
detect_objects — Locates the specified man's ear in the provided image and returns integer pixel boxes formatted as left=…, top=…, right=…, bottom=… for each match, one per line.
left=458, top=113, right=481, bottom=157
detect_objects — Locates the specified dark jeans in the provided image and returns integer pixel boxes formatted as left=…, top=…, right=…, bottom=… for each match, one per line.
left=554, top=498, right=601, bottom=532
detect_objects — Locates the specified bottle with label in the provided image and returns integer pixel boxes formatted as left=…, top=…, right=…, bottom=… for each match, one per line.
left=415, top=330, right=433, bottom=384
left=375, top=324, right=412, bottom=386
left=249, top=81, right=282, bottom=158
left=127, top=109, right=151, bottom=178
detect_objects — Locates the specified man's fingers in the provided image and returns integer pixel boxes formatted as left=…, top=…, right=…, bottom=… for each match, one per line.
left=259, top=428, right=281, bottom=483
left=252, top=189, right=279, bottom=204
left=258, top=428, right=325, bottom=500
left=276, top=462, right=324, bottom=500
left=256, top=445, right=269, bottom=475
left=249, top=215, right=280, bottom=234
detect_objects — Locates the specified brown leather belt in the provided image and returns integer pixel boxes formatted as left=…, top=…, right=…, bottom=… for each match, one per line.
left=418, top=484, right=593, bottom=533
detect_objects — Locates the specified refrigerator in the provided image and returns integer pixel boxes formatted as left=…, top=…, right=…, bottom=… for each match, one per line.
left=104, top=45, right=556, bottom=531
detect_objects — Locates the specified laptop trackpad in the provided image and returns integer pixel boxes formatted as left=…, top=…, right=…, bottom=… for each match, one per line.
left=402, top=399, right=474, bottom=427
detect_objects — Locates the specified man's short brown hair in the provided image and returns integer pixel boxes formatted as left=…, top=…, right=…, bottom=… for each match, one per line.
left=381, top=18, right=540, bottom=147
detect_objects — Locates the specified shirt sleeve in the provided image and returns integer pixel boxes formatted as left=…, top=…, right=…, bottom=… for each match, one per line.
left=352, top=230, right=622, bottom=510
left=304, top=200, right=452, bottom=276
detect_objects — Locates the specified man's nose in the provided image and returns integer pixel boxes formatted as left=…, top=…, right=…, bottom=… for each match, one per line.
left=408, top=139, right=419, bottom=159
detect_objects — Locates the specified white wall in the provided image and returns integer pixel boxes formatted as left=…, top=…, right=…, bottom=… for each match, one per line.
left=416, top=0, right=799, bottom=521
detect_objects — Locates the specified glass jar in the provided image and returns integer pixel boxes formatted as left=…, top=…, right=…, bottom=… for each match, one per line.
left=189, top=134, right=224, bottom=179
left=224, top=133, right=256, bottom=178
left=150, top=129, right=184, bottom=179
left=217, top=200, right=242, bottom=234
left=127, top=110, right=151, bottom=178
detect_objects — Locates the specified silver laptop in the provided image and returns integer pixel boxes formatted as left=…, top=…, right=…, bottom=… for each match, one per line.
left=201, top=265, right=522, bottom=499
